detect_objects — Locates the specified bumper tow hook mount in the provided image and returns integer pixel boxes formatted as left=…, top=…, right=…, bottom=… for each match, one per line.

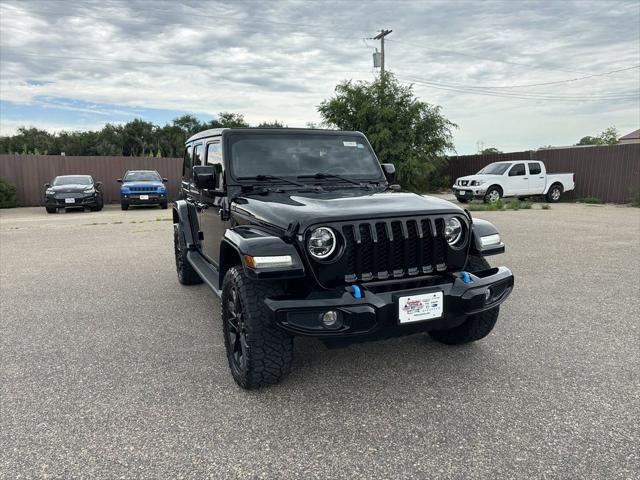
left=347, top=285, right=363, bottom=299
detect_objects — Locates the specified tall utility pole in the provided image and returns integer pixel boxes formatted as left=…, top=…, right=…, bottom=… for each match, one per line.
left=373, top=29, right=392, bottom=73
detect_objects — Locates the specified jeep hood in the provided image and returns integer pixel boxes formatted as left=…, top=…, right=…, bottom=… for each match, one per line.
left=233, top=190, right=464, bottom=231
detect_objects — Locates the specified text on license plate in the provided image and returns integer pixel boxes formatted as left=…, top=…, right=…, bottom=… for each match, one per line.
left=398, top=291, right=443, bottom=324
left=65, top=198, right=75, bottom=204
left=459, top=191, right=465, bottom=195
left=139, top=195, right=149, bottom=200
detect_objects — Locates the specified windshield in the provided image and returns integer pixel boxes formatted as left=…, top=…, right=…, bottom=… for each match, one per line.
left=478, top=163, right=511, bottom=175
left=52, top=176, right=92, bottom=186
left=124, top=171, right=161, bottom=182
left=229, top=134, right=383, bottom=180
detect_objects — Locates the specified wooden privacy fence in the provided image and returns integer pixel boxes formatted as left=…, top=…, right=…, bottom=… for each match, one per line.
left=0, top=155, right=182, bottom=206
left=444, top=143, right=640, bottom=203
left=1, top=143, right=638, bottom=206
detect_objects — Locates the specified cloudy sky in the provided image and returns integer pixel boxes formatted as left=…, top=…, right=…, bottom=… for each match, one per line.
left=1, top=0, right=638, bottom=154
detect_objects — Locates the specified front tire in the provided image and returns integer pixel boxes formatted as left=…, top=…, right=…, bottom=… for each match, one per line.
left=428, top=255, right=499, bottom=345
left=456, top=197, right=469, bottom=204
left=546, top=184, right=563, bottom=203
left=173, top=224, right=202, bottom=285
left=222, top=266, right=293, bottom=389
left=120, top=201, right=129, bottom=211
left=45, top=206, right=56, bottom=214
left=484, top=186, right=502, bottom=203
left=160, top=200, right=168, bottom=209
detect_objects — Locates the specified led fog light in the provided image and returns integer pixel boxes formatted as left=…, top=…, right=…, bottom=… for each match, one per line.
left=320, top=310, right=340, bottom=328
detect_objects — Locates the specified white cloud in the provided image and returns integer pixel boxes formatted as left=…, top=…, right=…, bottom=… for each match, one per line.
left=0, top=0, right=638, bottom=153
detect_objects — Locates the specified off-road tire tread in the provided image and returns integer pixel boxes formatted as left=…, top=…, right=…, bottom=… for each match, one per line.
left=223, top=266, right=293, bottom=389
left=428, top=255, right=500, bottom=345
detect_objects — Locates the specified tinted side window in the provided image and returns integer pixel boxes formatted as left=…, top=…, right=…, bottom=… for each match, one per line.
left=509, top=163, right=526, bottom=176
left=183, top=145, right=193, bottom=177
left=193, top=144, right=203, bottom=167
left=528, top=162, right=541, bottom=175
left=207, top=142, right=224, bottom=189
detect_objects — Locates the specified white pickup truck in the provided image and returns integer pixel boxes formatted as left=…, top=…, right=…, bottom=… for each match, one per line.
left=452, top=160, right=575, bottom=203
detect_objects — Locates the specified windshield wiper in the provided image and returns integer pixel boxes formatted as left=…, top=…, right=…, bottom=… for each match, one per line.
left=237, top=174, right=305, bottom=187
left=297, top=172, right=363, bottom=186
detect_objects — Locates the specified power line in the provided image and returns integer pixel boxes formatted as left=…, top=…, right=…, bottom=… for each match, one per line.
left=398, top=77, right=639, bottom=101
left=386, top=38, right=596, bottom=75
left=404, top=65, right=640, bottom=90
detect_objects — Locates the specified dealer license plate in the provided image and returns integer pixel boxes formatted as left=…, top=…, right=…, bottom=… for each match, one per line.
left=64, top=198, right=75, bottom=204
left=139, top=194, right=149, bottom=200
left=459, top=190, right=465, bottom=196
left=398, top=291, right=443, bottom=324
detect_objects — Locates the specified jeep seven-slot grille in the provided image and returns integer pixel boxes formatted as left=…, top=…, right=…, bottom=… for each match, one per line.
left=129, top=186, right=157, bottom=192
left=312, top=217, right=450, bottom=285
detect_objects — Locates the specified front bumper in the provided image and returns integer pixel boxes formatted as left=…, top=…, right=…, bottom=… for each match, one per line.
left=452, top=186, right=486, bottom=200
left=121, top=193, right=166, bottom=205
left=45, top=195, right=98, bottom=207
left=265, top=266, right=514, bottom=339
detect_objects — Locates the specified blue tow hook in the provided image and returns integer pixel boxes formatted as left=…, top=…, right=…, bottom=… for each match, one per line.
left=459, top=271, right=472, bottom=284
left=350, top=285, right=363, bottom=299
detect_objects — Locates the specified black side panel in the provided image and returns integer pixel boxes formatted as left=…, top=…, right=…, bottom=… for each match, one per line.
left=173, top=200, right=200, bottom=249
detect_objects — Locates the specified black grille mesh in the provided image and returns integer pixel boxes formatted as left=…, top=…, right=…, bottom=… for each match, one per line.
left=321, top=217, right=453, bottom=284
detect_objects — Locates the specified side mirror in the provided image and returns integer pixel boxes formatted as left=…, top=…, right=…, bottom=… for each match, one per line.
left=193, top=165, right=218, bottom=191
left=381, top=163, right=396, bottom=183
left=162, top=178, right=168, bottom=183
left=95, top=181, right=102, bottom=188
left=117, top=178, right=122, bottom=183
left=44, top=183, right=51, bottom=188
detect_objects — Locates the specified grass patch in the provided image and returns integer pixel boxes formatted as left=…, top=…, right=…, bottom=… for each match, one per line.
left=541, top=204, right=551, bottom=210
left=576, top=196, right=603, bottom=204
left=629, top=191, right=640, bottom=208
left=112, top=221, right=123, bottom=224
left=465, top=199, right=536, bottom=211
left=465, top=200, right=504, bottom=211
left=156, top=217, right=172, bottom=221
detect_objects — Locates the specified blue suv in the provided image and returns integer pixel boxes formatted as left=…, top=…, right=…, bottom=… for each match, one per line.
left=117, top=170, right=168, bottom=210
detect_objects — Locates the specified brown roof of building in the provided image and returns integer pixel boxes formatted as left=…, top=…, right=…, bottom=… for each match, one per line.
left=619, top=129, right=639, bottom=140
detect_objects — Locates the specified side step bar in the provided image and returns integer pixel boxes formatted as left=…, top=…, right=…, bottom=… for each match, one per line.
left=186, top=250, right=222, bottom=297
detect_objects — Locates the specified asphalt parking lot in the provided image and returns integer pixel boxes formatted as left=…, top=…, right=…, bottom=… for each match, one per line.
left=1, top=201, right=639, bottom=479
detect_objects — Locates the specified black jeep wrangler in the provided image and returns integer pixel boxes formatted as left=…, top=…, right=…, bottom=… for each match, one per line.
left=173, top=128, right=514, bottom=389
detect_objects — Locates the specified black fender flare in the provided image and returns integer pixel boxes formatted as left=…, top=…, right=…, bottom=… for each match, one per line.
left=220, top=226, right=305, bottom=287
left=172, top=200, right=200, bottom=250
left=470, top=218, right=505, bottom=256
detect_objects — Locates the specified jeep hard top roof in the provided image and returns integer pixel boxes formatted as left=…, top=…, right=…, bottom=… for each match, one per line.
left=185, top=128, right=365, bottom=144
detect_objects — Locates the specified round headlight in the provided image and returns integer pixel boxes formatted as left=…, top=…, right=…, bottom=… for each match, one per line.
left=444, top=217, right=463, bottom=246
left=307, top=227, right=337, bottom=260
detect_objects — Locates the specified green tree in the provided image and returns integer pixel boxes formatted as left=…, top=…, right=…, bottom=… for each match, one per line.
left=318, top=72, right=456, bottom=191
left=576, top=126, right=620, bottom=146
left=257, top=121, right=287, bottom=128
left=217, top=112, right=249, bottom=127
left=480, top=147, right=502, bottom=154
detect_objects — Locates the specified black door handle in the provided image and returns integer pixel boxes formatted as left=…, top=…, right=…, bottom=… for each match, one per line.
left=195, top=202, right=208, bottom=211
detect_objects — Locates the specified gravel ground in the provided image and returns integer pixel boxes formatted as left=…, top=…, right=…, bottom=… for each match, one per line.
left=1, top=201, right=639, bottom=479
